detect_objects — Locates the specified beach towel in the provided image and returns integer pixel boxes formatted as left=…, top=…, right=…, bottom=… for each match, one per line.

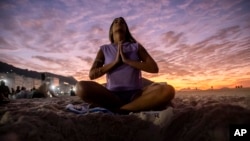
left=66, top=103, right=113, bottom=115
left=66, top=103, right=173, bottom=129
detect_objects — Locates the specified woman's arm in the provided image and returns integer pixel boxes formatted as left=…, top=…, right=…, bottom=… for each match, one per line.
left=89, top=49, right=122, bottom=80
left=120, top=43, right=159, bottom=73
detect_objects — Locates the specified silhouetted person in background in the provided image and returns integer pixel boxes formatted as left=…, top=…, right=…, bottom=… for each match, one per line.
left=70, top=87, right=75, bottom=96
left=16, top=86, right=32, bottom=99
left=15, top=86, right=21, bottom=94
left=31, top=87, right=36, bottom=92
left=0, top=80, right=10, bottom=104
left=11, top=88, right=15, bottom=95
left=32, top=73, right=57, bottom=98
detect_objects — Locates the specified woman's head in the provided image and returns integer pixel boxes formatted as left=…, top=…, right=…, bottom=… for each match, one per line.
left=109, top=17, right=136, bottom=43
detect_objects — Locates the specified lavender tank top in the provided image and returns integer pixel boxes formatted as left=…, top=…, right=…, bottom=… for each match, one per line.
left=100, top=42, right=142, bottom=91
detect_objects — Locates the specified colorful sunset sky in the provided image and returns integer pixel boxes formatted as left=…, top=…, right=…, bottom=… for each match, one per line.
left=0, top=0, right=250, bottom=90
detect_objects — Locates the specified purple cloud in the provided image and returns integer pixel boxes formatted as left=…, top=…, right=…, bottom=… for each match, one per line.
left=1, top=0, right=250, bottom=89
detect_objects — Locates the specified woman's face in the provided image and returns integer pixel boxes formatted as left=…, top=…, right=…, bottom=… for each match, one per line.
left=112, top=18, right=127, bottom=34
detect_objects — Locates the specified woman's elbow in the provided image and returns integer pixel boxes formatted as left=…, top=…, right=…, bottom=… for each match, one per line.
left=152, top=66, right=159, bottom=73
left=89, top=75, right=96, bottom=80
left=89, top=76, right=94, bottom=80
left=88, top=72, right=95, bottom=80
left=148, top=66, right=159, bottom=73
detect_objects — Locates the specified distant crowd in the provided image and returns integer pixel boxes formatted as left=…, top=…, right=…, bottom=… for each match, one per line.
left=0, top=80, right=38, bottom=101
left=0, top=74, right=76, bottom=104
left=235, top=85, right=243, bottom=89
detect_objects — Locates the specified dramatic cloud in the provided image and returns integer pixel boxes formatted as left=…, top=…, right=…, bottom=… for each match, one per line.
left=1, top=0, right=250, bottom=89
left=0, top=37, right=18, bottom=50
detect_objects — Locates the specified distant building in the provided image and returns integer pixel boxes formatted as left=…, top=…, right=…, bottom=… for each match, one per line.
left=0, top=72, right=76, bottom=95
left=0, top=61, right=77, bottom=94
left=47, top=76, right=59, bottom=87
left=0, top=72, right=41, bottom=90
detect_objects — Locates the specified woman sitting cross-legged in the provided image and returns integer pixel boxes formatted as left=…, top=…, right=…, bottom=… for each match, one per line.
left=76, top=17, right=175, bottom=114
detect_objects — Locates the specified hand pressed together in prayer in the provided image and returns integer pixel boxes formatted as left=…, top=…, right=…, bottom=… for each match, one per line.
left=118, top=41, right=129, bottom=64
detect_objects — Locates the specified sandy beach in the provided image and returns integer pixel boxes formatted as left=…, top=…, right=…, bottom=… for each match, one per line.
left=0, top=88, right=250, bottom=141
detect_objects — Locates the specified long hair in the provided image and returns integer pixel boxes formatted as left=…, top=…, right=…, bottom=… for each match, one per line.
left=109, top=17, right=137, bottom=43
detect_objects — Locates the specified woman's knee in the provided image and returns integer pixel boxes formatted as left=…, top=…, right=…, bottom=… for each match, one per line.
left=76, top=81, right=92, bottom=99
left=161, top=83, right=175, bottom=100
left=168, top=84, right=175, bottom=99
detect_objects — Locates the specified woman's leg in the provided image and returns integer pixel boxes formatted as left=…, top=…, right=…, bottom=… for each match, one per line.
left=76, top=81, right=123, bottom=110
left=120, top=82, right=175, bottom=112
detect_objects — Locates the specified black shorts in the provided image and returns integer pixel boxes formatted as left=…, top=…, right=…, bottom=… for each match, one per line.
left=111, top=89, right=142, bottom=104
